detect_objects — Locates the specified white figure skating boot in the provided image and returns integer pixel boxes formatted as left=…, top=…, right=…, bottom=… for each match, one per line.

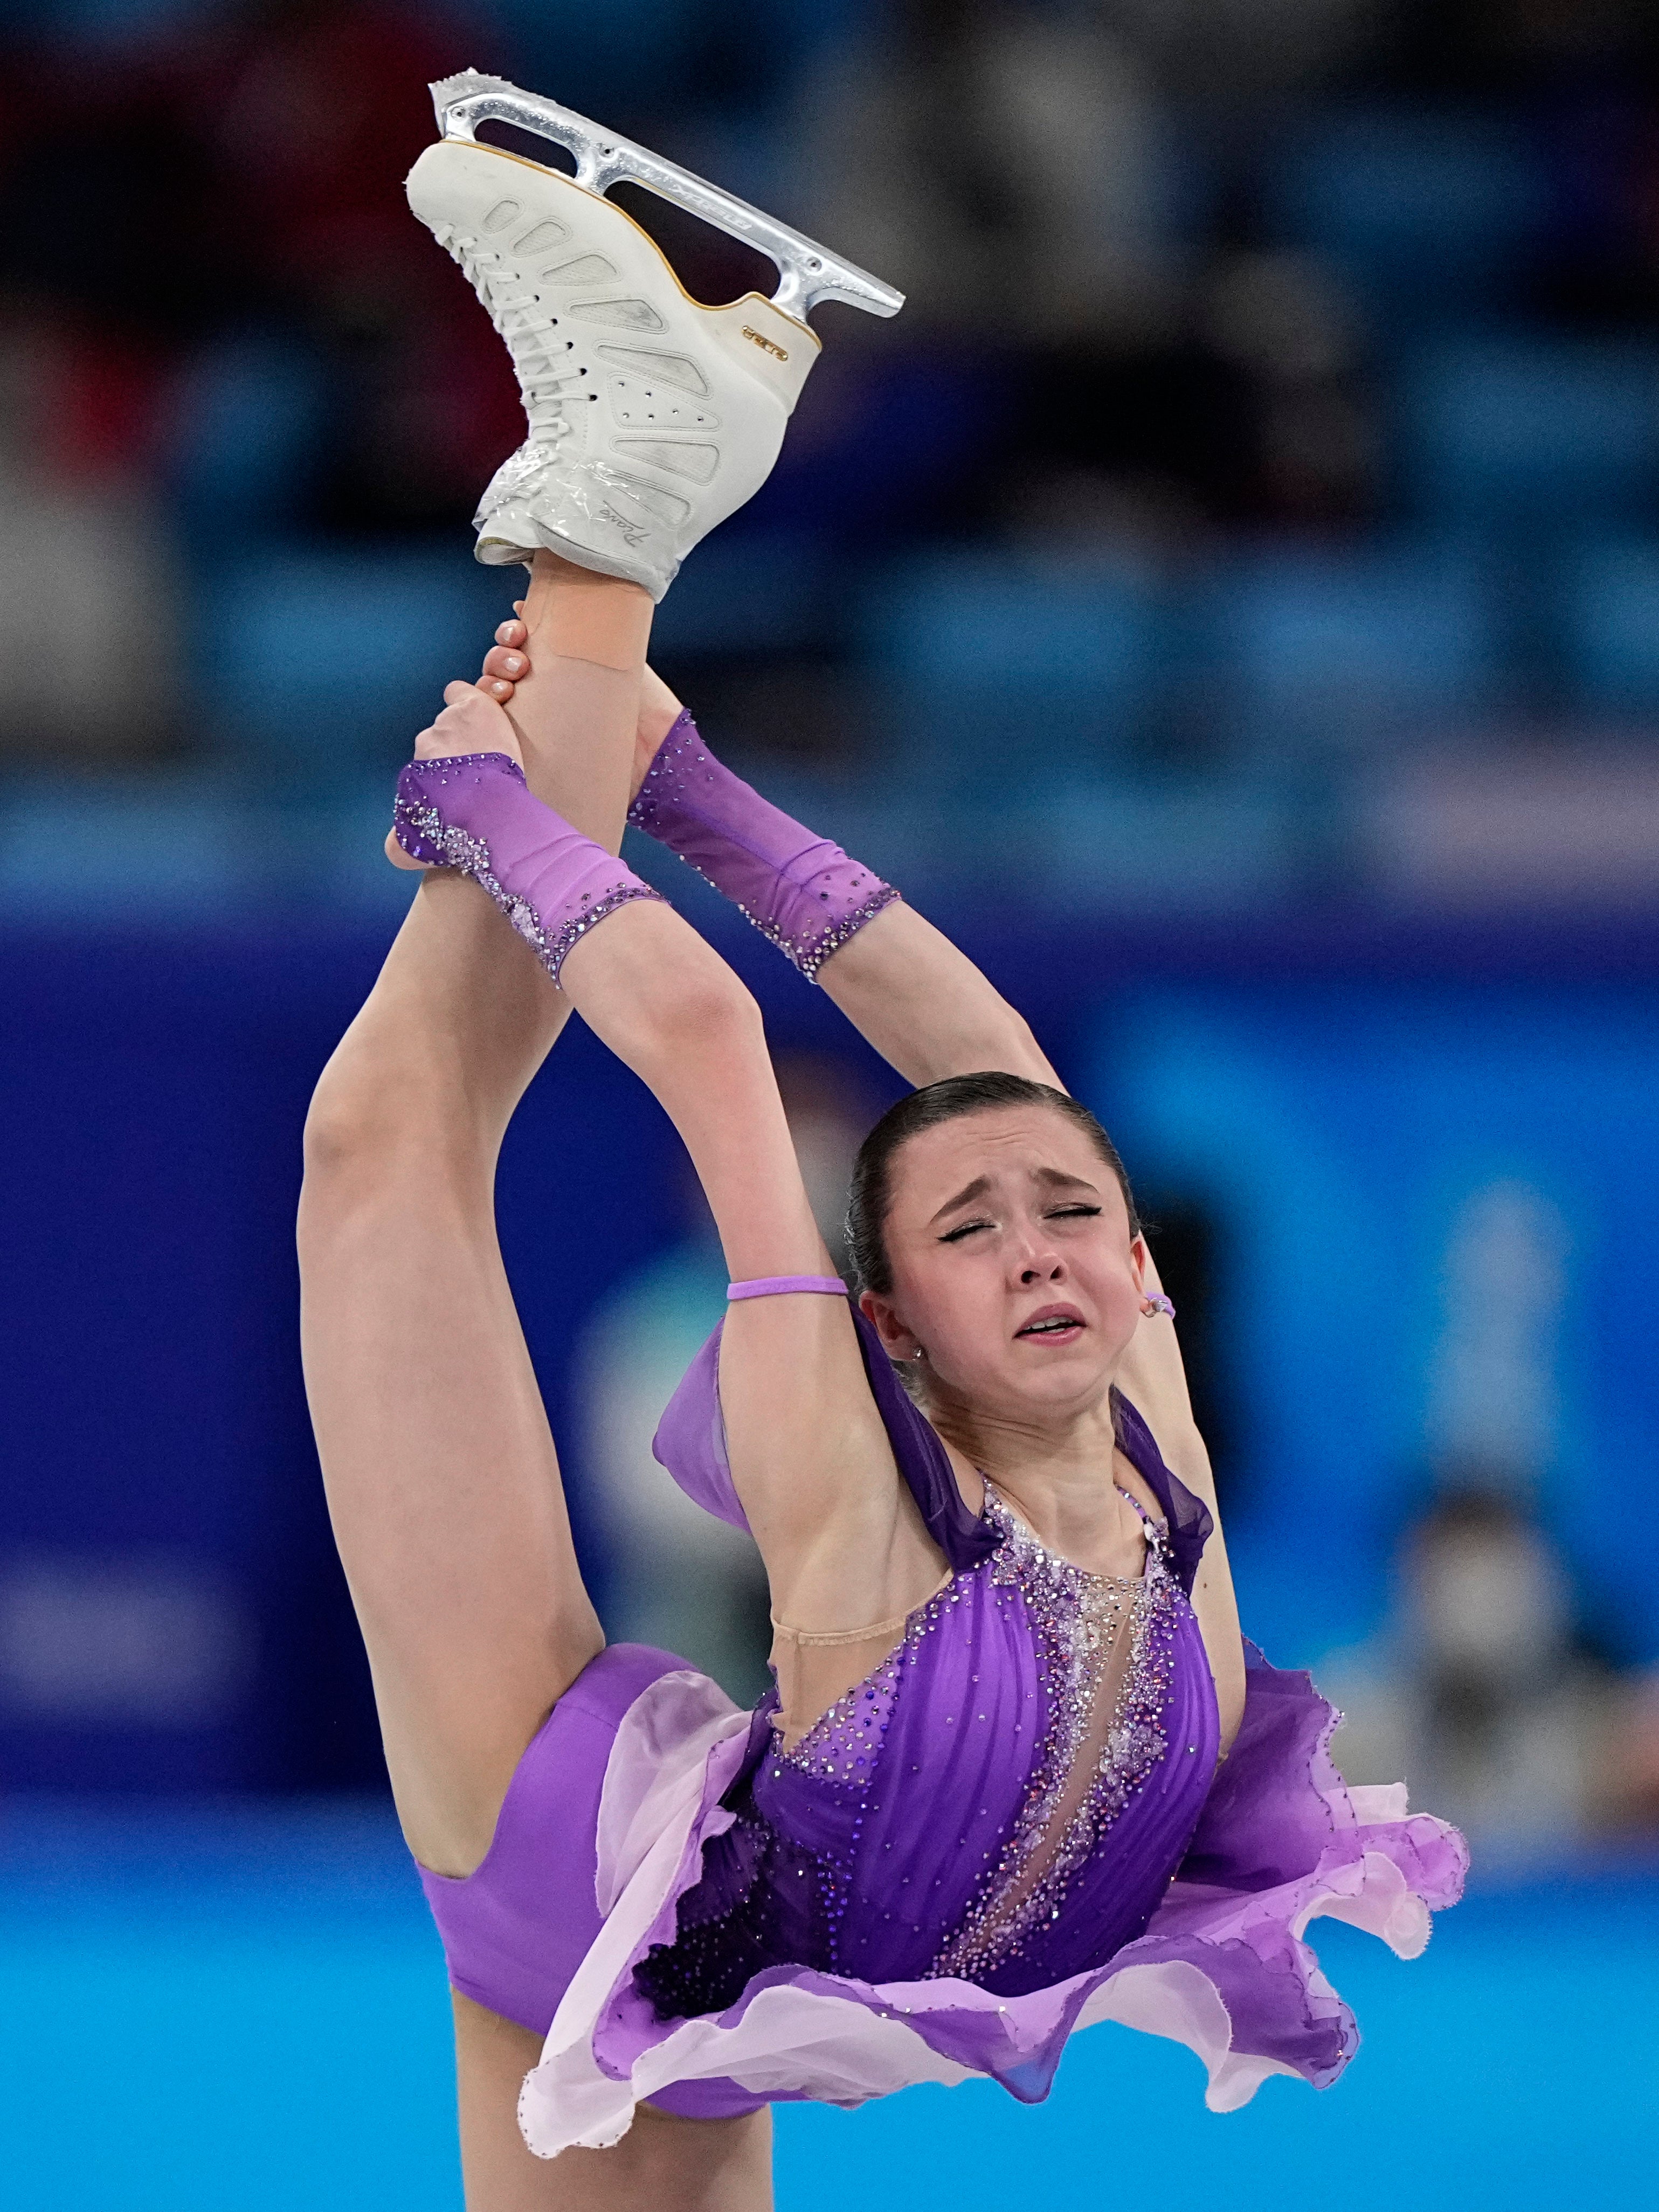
left=406, top=74, right=903, bottom=599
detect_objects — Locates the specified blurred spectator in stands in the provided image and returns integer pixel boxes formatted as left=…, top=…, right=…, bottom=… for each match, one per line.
left=790, top=0, right=1191, bottom=552
left=1400, top=1487, right=1609, bottom=1847
left=1617, top=1665, right=1659, bottom=1829
left=1197, top=249, right=1374, bottom=526
left=0, top=314, right=182, bottom=763
left=1328, top=1483, right=1654, bottom=1857
left=801, top=0, right=1183, bottom=344
left=1325, top=1172, right=1658, bottom=1850
left=1109, top=0, right=1382, bottom=106
left=182, top=1, right=521, bottom=537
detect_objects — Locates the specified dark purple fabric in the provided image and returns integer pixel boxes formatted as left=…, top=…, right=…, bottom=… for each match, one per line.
left=1181, top=1637, right=1353, bottom=1893
left=419, top=1642, right=769, bottom=2121
left=847, top=1302, right=1004, bottom=1575
left=633, top=1317, right=1221, bottom=2014
left=1124, top=1636, right=1469, bottom=2085
left=649, top=1325, right=745, bottom=1531
left=627, top=711, right=899, bottom=981
left=1111, top=1390, right=1213, bottom=1596
left=739, top=1571, right=1216, bottom=1999
left=606, top=1636, right=1464, bottom=2114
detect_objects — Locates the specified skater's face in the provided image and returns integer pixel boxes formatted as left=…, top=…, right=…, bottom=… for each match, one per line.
left=861, top=1105, right=1146, bottom=1424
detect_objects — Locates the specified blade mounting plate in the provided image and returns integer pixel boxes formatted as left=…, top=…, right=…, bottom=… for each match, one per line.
left=431, top=72, right=904, bottom=324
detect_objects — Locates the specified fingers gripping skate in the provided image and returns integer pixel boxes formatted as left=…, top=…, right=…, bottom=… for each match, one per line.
left=385, top=684, right=523, bottom=871
left=407, top=74, right=904, bottom=600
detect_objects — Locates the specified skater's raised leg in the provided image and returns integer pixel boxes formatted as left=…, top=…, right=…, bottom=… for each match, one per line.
left=300, top=556, right=779, bottom=2204
left=302, top=551, right=648, bottom=1884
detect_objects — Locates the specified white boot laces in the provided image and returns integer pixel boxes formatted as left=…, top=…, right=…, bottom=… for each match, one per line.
left=439, top=226, right=591, bottom=449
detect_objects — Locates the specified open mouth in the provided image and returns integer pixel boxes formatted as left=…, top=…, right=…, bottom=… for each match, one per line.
left=1015, top=1306, right=1086, bottom=1342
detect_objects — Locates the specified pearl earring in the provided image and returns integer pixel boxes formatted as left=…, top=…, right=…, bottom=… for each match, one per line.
left=912, top=1347, right=924, bottom=1360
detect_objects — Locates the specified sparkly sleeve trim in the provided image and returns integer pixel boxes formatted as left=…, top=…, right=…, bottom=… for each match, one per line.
left=392, top=752, right=665, bottom=988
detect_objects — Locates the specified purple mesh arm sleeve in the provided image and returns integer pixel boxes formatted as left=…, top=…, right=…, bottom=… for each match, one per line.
left=392, top=752, right=663, bottom=987
left=626, top=710, right=898, bottom=983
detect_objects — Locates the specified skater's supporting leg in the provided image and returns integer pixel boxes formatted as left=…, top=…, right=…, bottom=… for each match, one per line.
left=453, top=1995, right=773, bottom=2212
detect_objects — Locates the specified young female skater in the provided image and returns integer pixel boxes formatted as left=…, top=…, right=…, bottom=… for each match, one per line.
left=299, top=556, right=1464, bottom=2210
left=298, top=84, right=1465, bottom=2210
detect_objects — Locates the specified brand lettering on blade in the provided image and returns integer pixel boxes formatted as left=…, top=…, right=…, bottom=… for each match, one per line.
left=741, top=326, right=788, bottom=361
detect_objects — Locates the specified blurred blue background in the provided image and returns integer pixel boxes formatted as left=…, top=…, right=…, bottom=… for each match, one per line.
left=3, top=0, right=1659, bottom=2203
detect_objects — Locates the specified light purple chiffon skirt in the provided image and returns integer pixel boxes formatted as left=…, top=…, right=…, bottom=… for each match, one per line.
left=421, top=1629, right=1464, bottom=2155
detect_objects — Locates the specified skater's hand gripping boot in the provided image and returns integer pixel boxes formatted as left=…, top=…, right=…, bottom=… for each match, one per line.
left=406, top=73, right=903, bottom=602
left=388, top=682, right=662, bottom=989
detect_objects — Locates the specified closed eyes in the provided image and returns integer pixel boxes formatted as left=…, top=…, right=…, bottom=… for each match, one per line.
left=937, top=1203, right=1102, bottom=1246
left=938, top=1218, right=992, bottom=1244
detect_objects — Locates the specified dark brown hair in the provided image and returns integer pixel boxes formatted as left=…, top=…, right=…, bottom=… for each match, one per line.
left=845, top=1072, right=1139, bottom=1296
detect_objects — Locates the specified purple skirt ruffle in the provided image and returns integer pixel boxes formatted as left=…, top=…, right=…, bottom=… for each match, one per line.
left=514, top=1639, right=1467, bottom=2156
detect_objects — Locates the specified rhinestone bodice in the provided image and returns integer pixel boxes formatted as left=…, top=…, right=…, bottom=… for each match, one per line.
left=631, top=1481, right=1220, bottom=2018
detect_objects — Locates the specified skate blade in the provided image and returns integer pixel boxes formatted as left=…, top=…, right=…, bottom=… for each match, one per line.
left=430, top=71, right=903, bottom=326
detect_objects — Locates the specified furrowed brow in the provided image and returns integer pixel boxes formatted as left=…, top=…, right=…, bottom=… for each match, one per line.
left=929, top=1173, right=992, bottom=1226
left=1031, top=1168, right=1100, bottom=1194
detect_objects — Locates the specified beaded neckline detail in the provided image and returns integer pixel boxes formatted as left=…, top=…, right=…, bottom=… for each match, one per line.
left=928, top=1484, right=1178, bottom=1984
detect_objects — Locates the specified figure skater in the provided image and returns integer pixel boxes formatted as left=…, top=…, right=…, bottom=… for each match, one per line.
left=296, top=76, right=1466, bottom=2210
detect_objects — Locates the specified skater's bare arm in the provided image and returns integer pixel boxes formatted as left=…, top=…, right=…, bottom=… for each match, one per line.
left=481, top=632, right=1057, bottom=1088
left=557, top=896, right=940, bottom=1626
left=813, top=903, right=1057, bottom=1088
left=398, top=682, right=942, bottom=1644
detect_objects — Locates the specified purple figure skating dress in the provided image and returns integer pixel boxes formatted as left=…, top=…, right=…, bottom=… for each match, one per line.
left=420, top=1302, right=1466, bottom=2157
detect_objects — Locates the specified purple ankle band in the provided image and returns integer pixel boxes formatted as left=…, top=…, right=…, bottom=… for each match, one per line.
left=727, top=1275, right=847, bottom=1301
left=392, top=751, right=662, bottom=987
left=627, top=711, right=898, bottom=983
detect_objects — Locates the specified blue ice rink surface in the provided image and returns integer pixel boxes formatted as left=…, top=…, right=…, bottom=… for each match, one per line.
left=2, top=1801, right=1653, bottom=2210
